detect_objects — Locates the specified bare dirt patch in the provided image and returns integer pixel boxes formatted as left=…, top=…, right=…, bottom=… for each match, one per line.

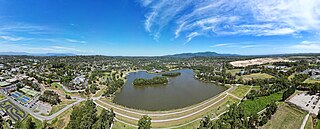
left=230, top=58, right=290, bottom=67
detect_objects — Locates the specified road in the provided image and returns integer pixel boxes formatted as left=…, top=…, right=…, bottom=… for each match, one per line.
left=0, top=90, right=85, bottom=121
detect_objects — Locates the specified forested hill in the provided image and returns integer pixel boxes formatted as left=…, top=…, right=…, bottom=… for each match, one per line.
left=165, top=51, right=240, bottom=58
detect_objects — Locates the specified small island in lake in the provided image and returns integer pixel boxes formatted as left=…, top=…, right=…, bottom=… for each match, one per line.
left=162, top=72, right=181, bottom=77
left=133, top=76, right=168, bottom=86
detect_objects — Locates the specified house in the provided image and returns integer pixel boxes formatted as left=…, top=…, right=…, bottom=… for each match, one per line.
left=0, top=64, right=4, bottom=69
left=311, top=75, right=320, bottom=80
left=0, top=77, right=4, bottom=81
left=7, top=78, right=18, bottom=83
left=265, top=66, right=275, bottom=69
left=301, top=69, right=320, bottom=76
left=0, top=110, right=6, bottom=116
left=276, top=66, right=287, bottom=69
left=73, top=75, right=85, bottom=85
left=0, top=82, right=10, bottom=87
left=152, top=69, right=162, bottom=73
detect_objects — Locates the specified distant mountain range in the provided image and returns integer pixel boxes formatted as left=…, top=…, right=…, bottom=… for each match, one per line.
left=0, top=52, right=76, bottom=56
left=165, top=51, right=240, bottom=58
left=1, top=51, right=319, bottom=57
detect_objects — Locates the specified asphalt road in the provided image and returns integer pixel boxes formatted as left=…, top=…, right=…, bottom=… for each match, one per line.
left=0, top=90, right=85, bottom=121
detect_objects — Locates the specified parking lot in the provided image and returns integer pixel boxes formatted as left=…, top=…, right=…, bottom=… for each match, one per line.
left=288, top=91, right=320, bottom=115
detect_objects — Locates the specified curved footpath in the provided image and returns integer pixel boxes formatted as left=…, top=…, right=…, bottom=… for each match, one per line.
left=94, top=85, right=246, bottom=128
left=98, top=85, right=236, bottom=116
left=111, top=85, right=253, bottom=129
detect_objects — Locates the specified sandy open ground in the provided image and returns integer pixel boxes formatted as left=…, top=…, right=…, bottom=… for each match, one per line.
left=230, top=58, right=290, bottom=67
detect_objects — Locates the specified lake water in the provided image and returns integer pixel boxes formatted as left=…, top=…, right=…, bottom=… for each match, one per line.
left=113, top=69, right=227, bottom=111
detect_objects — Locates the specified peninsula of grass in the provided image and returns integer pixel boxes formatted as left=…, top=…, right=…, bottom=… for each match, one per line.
left=133, top=76, right=168, bottom=86
left=162, top=72, right=181, bottom=77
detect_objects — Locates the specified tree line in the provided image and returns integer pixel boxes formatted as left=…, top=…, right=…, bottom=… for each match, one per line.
left=133, top=76, right=168, bottom=86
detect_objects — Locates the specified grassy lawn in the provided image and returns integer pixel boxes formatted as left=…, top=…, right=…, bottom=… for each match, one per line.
left=288, top=73, right=296, bottom=81
left=304, top=78, right=320, bottom=84
left=240, top=73, right=274, bottom=81
left=239, top=91, right=283, bottom=115
left=251, top=86, right=260, bottom=91
left=18, top=115, right=43, bottom=129
left=112, top=121, right=136, bottom=129
left=172, top=119, right=201, bottom=129
left=51, top=83, right=61, bottom=89
left=48, top=108, right=73, bottom=129
left=227, top=69, right=242, bottom=76
left=94, top=87, right=106, bottom=97
left=304, top=115, right=313, bottom=129
left=0, top=93, right=6, bottom=100
left=229, top=85, right=251, bottom=98
left=262, top=103, right=306, bottom=129
left=49, top=100, right=76, bottom=115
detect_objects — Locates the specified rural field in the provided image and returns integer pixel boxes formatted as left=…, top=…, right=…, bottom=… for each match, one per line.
left=262, top=103, right=306, bottom=129
left=240, top=73, right=274, bottom=81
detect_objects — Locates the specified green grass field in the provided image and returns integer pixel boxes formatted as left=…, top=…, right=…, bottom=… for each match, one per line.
left=229, top=85, right=251, bottom=98
left=288, top=73, right=296, bottom=81
left=48, top=107, right=73, bottom=129
left=304, top=115, right=313, bottom=129
left=0, top=93, right=6, bottom=100
left=304, top=78, right=320, bottom=83
left=239, top=91, right=283, bottom=115
left=49, top=100, right=76, bottom=115
left=240, top=73, right=274, bottom=81
left=227, top=69, right=242, bottom=76
left=262, top=103, right=306, bottom=129
left=112, top=121, right=137, bottom=129
left=51, top=83, right=61, bottom=89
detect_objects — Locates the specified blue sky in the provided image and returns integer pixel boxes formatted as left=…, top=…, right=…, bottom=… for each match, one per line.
left=0, top=0, right=320, bottom=56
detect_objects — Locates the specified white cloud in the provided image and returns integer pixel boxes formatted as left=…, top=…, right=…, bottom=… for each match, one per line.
left=65, top=39, right=86, bottom=44
left=186, top=32, right=200, bottom=43
left=0, top=36, right=26, bottom=41
left=140, top=0, right=320, bottom=42
left=290, top=41, right=320, bottom=51
left=210, top=43, right=229, bottom=47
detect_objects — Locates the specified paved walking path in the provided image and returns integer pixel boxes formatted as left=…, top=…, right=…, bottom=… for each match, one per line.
left=300, top=113, right=310, bottom=129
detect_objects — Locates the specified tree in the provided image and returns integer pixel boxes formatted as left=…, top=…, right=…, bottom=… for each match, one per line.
left=92, top=108, right=115, bottom=129
left=42, top=120, right=48, bottom=129
left=138, top=115, right=152, bottom=129
left=282, top=87, right=295, bottom=101
left=259, top=116, right=268, bottom=126
left=248, top=113, right=259, bottom=129
left=198, top=116, right=212, bottom=129
left=66, top=100, right=97, bottom=129
left=25, top=117, right=36, bottom=129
